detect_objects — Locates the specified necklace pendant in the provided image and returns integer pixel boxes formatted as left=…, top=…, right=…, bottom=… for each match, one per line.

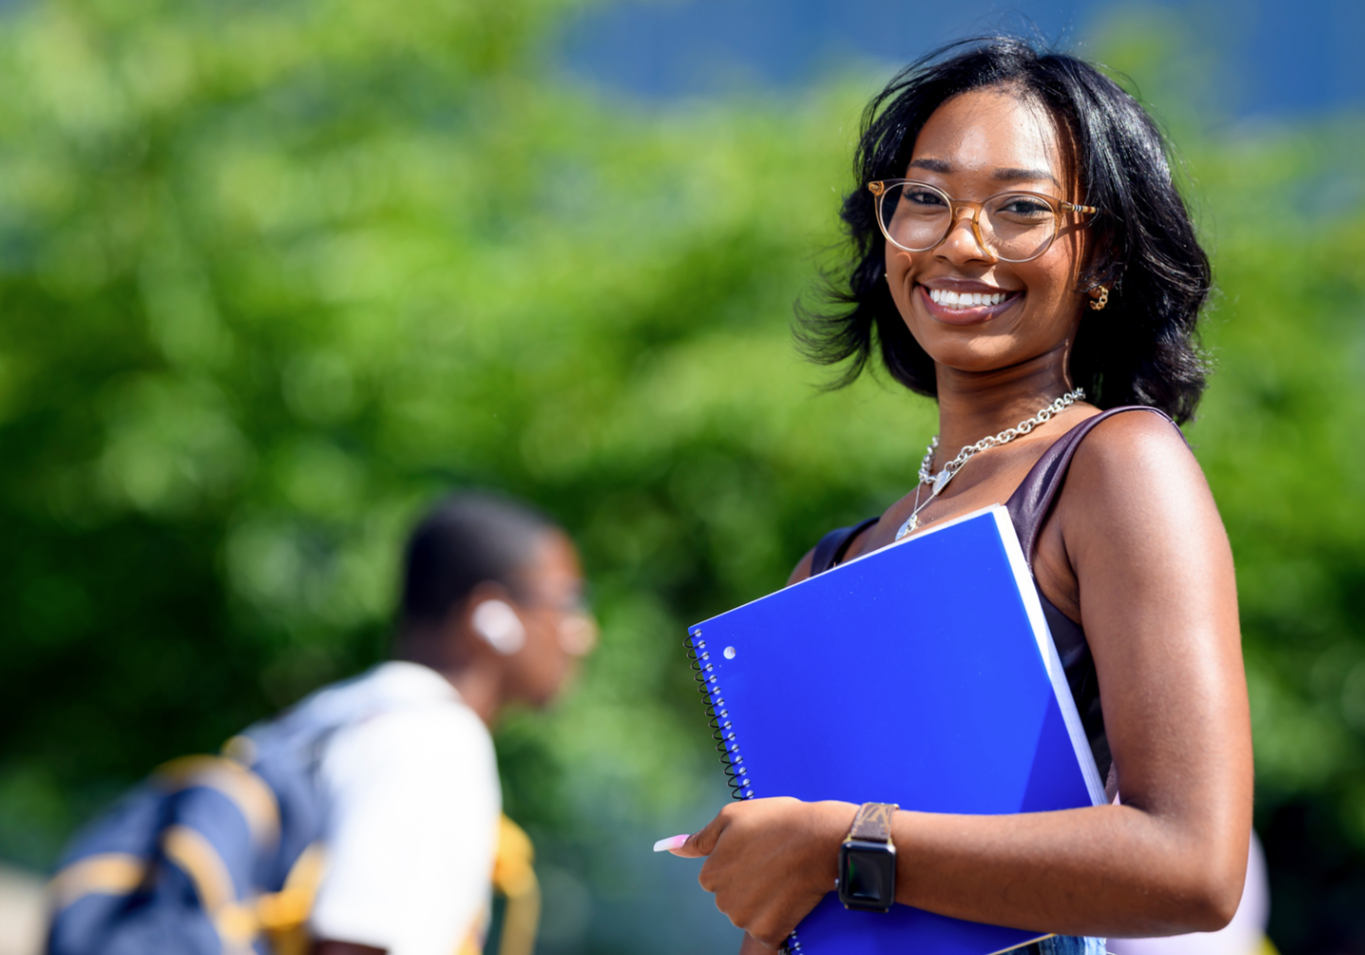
left=902, top=388, right=1085, bottom=546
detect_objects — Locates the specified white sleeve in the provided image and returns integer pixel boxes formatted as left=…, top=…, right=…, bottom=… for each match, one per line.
left=309, top=705, right=502, bottom=955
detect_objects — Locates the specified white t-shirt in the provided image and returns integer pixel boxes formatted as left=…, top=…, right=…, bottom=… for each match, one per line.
left=302, top=661, right=502, bottom=955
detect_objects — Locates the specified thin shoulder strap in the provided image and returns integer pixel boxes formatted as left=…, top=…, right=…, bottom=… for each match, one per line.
left=811, top=517, right=880, bottom=575
left=1005, top=405, right=1180, bottom=568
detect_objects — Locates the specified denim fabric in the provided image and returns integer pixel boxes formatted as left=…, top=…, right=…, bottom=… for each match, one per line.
left=1014, top=935, right=1107, bottom=955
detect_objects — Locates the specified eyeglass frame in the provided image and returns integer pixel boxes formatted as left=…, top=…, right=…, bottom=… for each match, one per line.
left=867, top=179, right=1099, bottom=264
left=507, top=581, right=597, bottom=656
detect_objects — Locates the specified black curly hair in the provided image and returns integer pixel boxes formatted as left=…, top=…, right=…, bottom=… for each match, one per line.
left=798, top=36, right=1211, bottom=424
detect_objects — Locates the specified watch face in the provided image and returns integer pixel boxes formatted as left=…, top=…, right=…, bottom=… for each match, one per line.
left=839, top=840, right=897, bottom=911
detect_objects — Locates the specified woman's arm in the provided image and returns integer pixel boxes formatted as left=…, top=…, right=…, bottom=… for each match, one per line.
left=677, top=414, right=1252, bottom=950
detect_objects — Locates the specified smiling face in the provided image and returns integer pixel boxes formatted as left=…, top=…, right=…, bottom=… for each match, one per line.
left=885, top=86, right=1092, bottom=380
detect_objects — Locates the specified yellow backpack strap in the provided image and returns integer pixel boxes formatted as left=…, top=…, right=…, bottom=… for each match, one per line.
left=492, top=815, right=539, bottom=955
left=155, top=754, right=281, bottom=849
left=256, top=819, right=537, bottom=955
left=47, top=854, right=146, bottom=911
left=219, top=842, right=327, bottom=955
left=456, top=814, right=540, bottom=955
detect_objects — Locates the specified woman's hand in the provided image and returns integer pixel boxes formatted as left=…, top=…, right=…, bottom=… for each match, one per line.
left=670, top=797, right=858, bottom=950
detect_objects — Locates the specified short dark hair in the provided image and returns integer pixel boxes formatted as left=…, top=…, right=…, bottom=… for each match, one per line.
left=400, top=492, right=556, bottom=631
left=798, top=36, right=1211, bottom=424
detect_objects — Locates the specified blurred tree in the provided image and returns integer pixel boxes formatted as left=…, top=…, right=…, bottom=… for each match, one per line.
left=1, top=1, right=1363, bottom=952
left=0, top=1, right=922, bottom=949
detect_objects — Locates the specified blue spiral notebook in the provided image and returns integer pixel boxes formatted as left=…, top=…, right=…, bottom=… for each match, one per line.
left=687, top=505, right=1106, bottom=955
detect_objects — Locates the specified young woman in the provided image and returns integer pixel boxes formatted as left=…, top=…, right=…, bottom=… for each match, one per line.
left=670, top=38, right=1252, bottom=955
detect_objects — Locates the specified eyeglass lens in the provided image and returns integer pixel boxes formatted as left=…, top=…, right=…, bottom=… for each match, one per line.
left=878, top=182, right=1058, bottom=262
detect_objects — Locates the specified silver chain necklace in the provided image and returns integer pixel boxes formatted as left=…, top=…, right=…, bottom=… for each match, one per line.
left=895, top=387, right=1085, bottom=540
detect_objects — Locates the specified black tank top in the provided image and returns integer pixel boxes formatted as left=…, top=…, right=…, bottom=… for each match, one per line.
left=809, top=406, right=1178, bottom=789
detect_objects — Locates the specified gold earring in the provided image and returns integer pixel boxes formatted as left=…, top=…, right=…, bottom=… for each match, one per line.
left=1089, top=286, right=1109, bottom=311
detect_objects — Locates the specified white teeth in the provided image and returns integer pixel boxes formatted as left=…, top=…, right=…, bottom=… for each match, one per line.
left=926, top=287, right=1008, bottom=309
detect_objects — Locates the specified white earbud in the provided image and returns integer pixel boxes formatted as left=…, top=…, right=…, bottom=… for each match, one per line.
left=470, top=599, right=526, bottom=655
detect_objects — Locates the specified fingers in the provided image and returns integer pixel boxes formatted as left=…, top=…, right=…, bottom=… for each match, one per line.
left=740, top=931, right=778, bottom=954
left=672, top=806, right=729, bottom=858
left=653, top=804, right=731, bottom=858
left=741, top=929, right=783, bottom=954
left=653, top=834, right=690, bottom=853
left=666, top=798, right=825, bottom=949
left=743, top=915, right=797, bottom=951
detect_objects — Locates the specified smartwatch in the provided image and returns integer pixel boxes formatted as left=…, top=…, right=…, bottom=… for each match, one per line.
left=836, top=802, right=898, bottom=912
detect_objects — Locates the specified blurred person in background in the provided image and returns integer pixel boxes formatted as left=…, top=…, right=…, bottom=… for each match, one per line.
left=46, top=492, right=596, bottom=955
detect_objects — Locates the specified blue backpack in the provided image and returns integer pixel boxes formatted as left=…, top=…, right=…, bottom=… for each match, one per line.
left=46, top=719, right=332, bottom=955
left=46, top=701, right=541, bottom=955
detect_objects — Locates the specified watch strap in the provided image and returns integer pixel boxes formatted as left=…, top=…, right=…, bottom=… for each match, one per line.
left=846, top=802, right=898, bottom=843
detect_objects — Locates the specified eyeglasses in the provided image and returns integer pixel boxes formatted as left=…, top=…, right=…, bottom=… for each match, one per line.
left=514, top=586, right=597, bottom=657
left=868, top=179, right=1098, bottom=264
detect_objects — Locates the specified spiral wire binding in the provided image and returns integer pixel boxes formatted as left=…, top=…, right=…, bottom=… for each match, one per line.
left=688, top=629, right=802, bottom=953
left=687, top=629, right=752, bottom=801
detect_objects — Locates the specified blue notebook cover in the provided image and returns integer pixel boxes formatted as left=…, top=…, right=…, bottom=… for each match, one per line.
left=688, top=505, right=1106, bottom=955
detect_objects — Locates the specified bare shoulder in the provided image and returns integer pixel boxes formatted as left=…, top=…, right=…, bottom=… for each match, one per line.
left=1057, top=408, right=1225, bottom=569
left=788, top=547, right=817, bottom=587
left=1073, top=408, right=1192, bottom=466
left=787, top=519, right=882, bottom=587
left=1065, top=410, right=1206, bottom=504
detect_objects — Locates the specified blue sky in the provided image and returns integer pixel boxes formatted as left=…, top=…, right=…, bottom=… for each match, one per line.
left=557, top=0, right=1365, bottom=122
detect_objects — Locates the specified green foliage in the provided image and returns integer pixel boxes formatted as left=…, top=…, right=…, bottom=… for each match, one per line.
left=3, top=1, right=1365, bottom=951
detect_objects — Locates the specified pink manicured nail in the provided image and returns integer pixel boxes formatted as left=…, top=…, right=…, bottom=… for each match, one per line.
left=652, top=833, right=690, bottom=853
